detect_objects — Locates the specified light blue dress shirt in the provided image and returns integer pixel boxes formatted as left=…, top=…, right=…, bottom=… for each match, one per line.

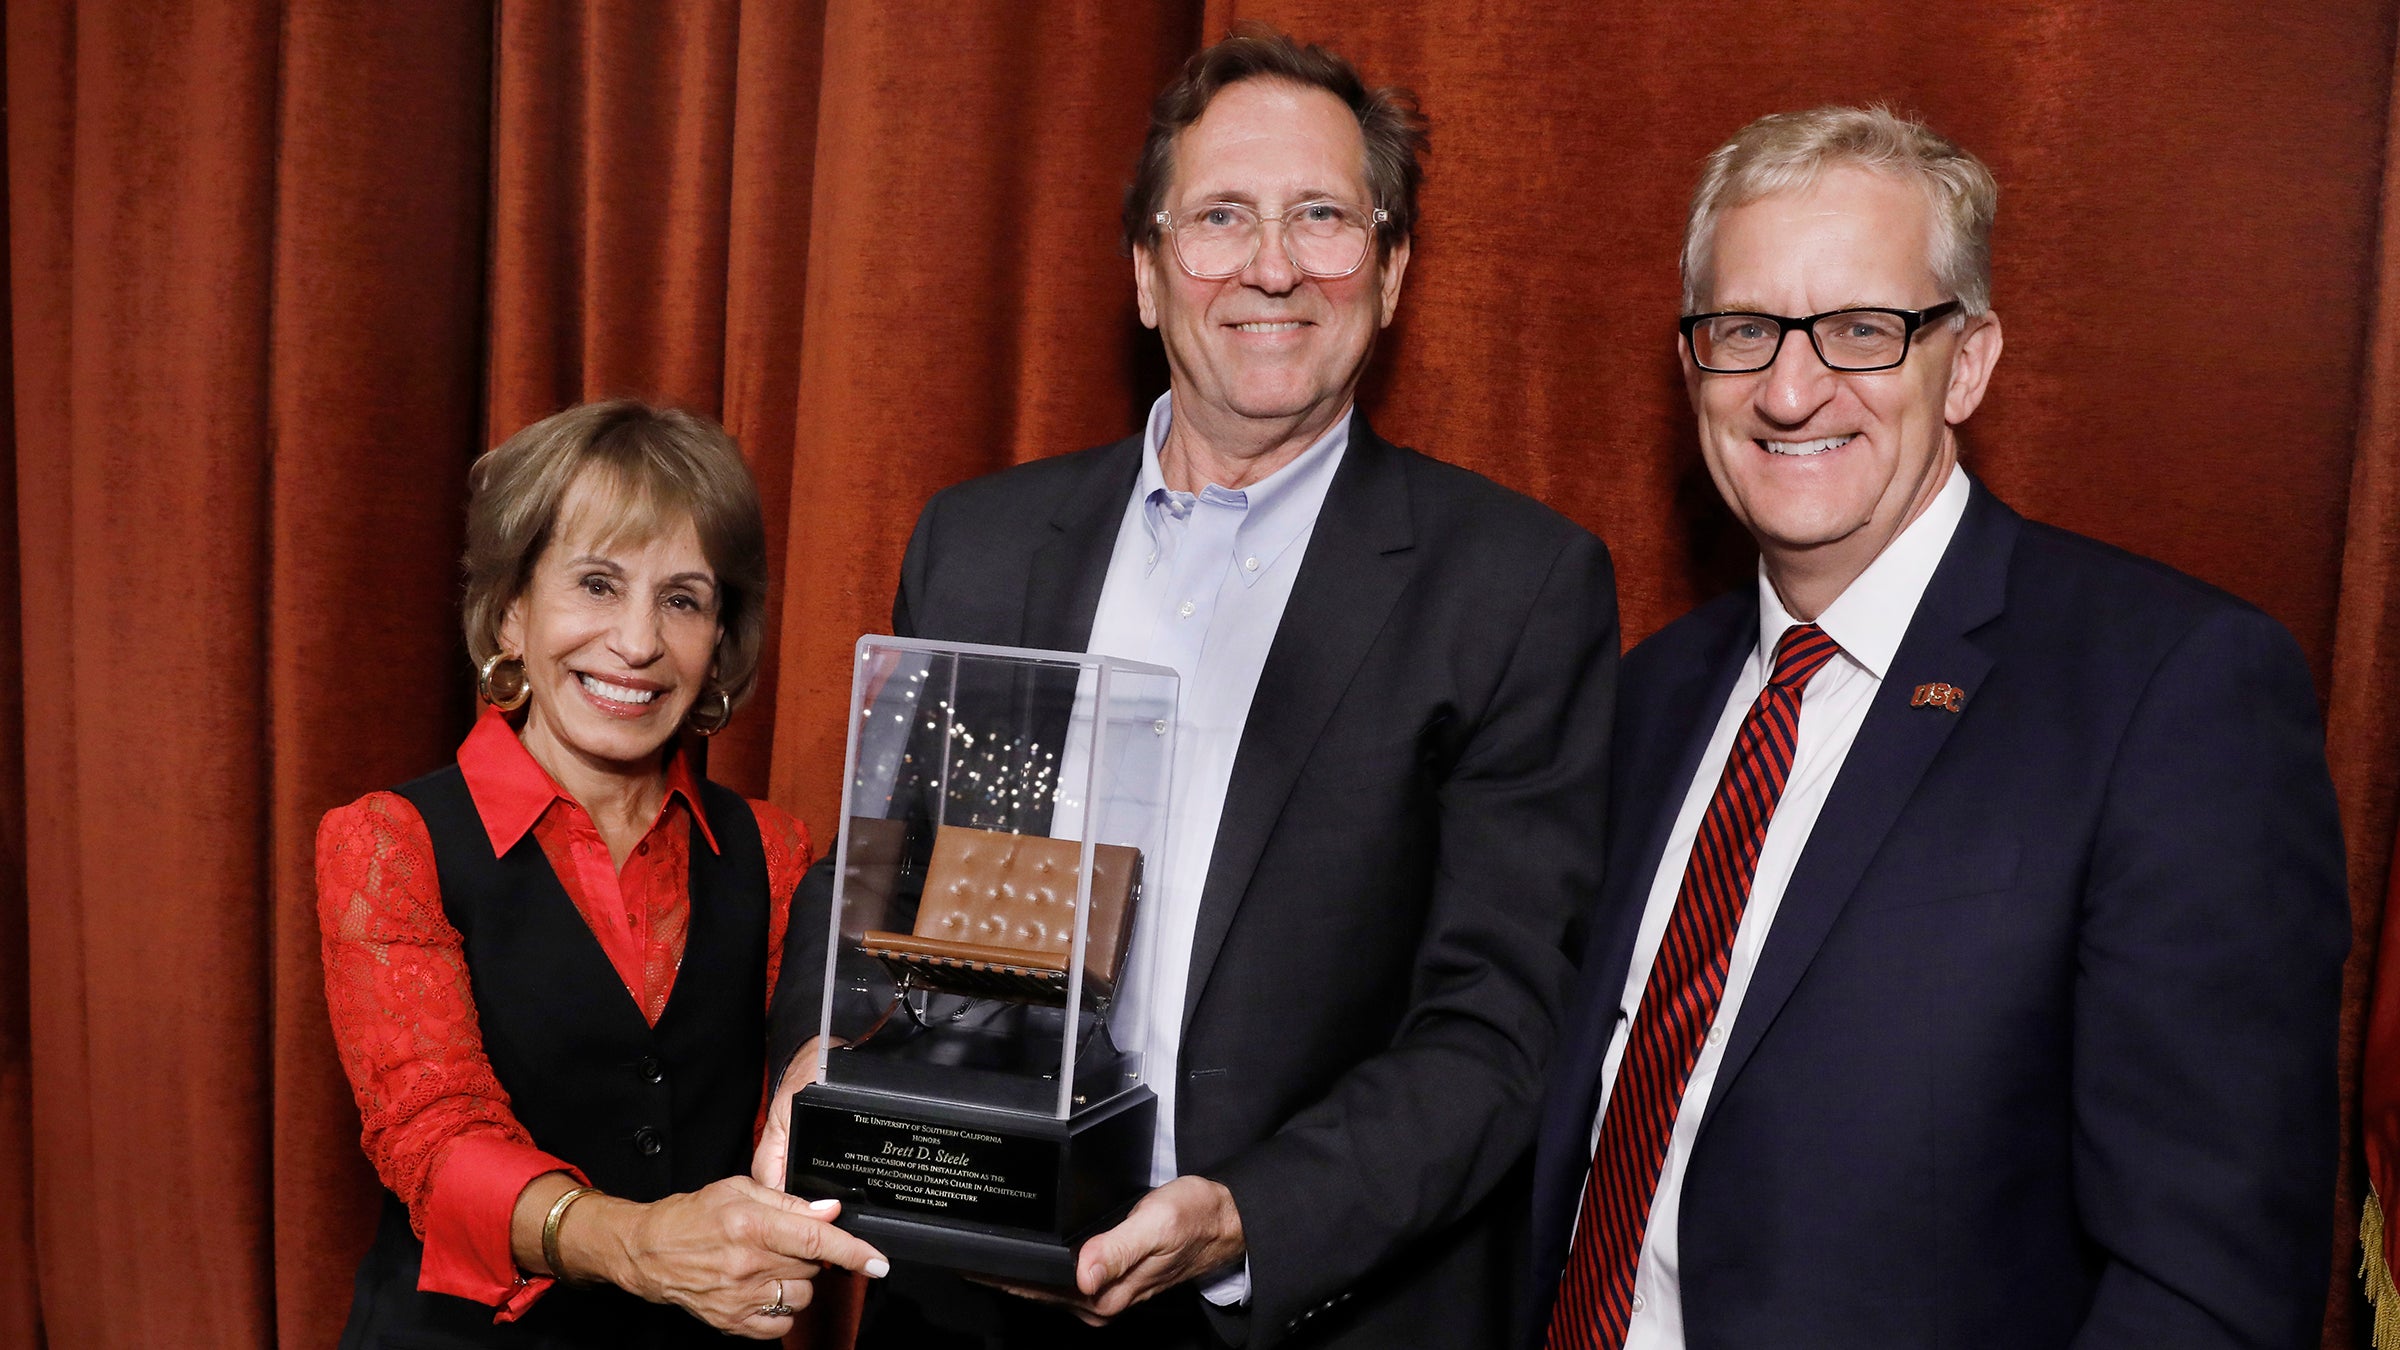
left=1082, top=390, right=1350, bottom=1305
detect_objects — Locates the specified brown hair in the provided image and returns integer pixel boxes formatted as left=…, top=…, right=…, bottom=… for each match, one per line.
left=461, top=400, right=769, bottom=707
left=1121, top=26, right=1426, bottom=260
left=1684, top=105, right=2000, bottom=317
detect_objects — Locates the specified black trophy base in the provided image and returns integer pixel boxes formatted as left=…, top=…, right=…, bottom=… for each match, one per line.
left=787, top=1078, right=1157, bottom=1286
left=845, top=1210, right=1085, bottom=1286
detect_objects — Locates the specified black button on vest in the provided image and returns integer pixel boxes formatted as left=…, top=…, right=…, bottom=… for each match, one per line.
left=338, top=763, right=769, bottom=1349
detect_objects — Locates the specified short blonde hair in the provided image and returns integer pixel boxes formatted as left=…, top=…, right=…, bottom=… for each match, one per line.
left=1682, top=105, right=1999, bottom=317
left=462, top=400, right=769, bottom=707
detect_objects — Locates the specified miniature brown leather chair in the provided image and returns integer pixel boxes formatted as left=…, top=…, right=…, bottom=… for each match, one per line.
left=859, top=825, right=1142, bottom=1005
left=836, top=814, right=915, bottom=939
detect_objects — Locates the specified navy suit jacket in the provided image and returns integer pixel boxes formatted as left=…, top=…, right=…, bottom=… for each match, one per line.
left=1527, top=480, right=2348, bottom=1349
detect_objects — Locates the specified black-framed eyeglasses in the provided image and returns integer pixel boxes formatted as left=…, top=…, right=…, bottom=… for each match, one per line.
left=1153, top=200, right=1389, bottom=280
left=1679, top=300, right=1964, bottom=373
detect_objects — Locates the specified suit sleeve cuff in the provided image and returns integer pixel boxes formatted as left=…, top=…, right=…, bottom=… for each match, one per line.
left=1200, top=1256, right=1252, bottom=1306
left=417, top=1132, right=586, bottom=1319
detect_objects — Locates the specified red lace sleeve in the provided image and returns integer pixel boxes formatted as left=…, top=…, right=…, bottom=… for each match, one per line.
left=748, top=799, right=814, bottom=1013
left=747, top=800, right=813, bottom=1139
left=316, top=792, right=580, bottom=1317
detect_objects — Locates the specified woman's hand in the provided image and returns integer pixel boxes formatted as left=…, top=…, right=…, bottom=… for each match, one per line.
left=544, top=1177, right=888, bottom=1339
left=751, top=1035, right=837, bottom=1187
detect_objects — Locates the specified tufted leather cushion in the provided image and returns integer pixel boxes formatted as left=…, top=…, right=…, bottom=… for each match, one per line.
left=859, top=825, right=1140, bottom=1001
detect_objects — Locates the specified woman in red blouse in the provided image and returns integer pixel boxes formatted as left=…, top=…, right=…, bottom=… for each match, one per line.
left=318, top=401, right=884, bottom=1346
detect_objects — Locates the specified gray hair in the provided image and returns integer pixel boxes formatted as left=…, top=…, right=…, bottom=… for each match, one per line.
left=1682, top=105, right=1999, bottom=317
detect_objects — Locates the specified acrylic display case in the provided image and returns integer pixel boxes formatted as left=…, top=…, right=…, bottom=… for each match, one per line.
left=785, top=636, right=1178, bottom=1284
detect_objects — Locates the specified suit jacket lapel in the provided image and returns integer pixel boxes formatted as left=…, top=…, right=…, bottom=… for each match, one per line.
left=1021, top=435, right=1142, bottom=653
left=1567, top=603, right=1754, bottom=1066
left=1604, top=609, right=1756, bottom=976
left=1535, top=597, right=1754, bottom=1257
left=1180, top=414, right=1417, bottom=1029
left=1701, top=483, right=2019, bottom=1125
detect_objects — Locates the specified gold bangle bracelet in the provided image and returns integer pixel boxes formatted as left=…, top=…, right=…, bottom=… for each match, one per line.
left=540, top=1185, right=602, bottom=1283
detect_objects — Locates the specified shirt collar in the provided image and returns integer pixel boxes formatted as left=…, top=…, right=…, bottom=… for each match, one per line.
left=1136, top=391, right=1350, bottom=587
left=1754, top=463, right=1971, bottom=682
left=454, top=705, right=718, bottom=856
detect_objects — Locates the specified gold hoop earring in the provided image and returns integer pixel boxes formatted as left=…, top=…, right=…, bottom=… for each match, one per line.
left=685, top=687, right=733, bottom=737
left=478, top=652, right=530, bottom=711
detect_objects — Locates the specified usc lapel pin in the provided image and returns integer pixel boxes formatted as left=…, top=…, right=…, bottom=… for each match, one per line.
left=1911, top=682, right=1966, bottom=713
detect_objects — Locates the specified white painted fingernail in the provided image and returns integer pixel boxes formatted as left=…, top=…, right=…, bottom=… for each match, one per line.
left=808, top=1198, right=837, bottom=1212
left=866, top=1258, right=891, bottom=1279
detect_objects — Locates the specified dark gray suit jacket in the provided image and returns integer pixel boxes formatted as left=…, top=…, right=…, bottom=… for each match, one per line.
left=774, top=412, right=1617, bottom=1347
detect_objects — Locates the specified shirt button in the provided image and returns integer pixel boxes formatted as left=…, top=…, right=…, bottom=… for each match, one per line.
left=1178, top=600, right=1195, bottom=618
left=1709, top=1024, right=1726, bottom=1044
left=1631, top=1294, right=1646, bottom=1313
left=636, top=841, right=648, bottom=857
left=633, top=1126, right=664, bottom=1157
left=1152, top=719, right=1168, bottom=735
left=1243, top=556, right=1259, bottom=571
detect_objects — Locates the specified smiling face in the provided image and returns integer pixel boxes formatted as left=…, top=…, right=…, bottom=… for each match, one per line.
left=1686, top=164, right=2002, bottom=608
left=1135, top=78, right=1409, bottom=456
left=499, top=469, right=723, bottom=782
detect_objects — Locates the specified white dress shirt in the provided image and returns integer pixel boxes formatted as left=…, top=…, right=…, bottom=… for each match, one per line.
left=1595, top=465, right=1970, bottom=1348
left=1082, top=391, right=1349, bottom=1304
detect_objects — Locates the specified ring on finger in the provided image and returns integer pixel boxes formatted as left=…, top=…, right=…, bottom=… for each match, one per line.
left=758, top=1277, right=798, bottom=1319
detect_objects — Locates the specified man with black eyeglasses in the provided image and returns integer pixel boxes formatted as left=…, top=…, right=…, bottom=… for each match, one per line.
left=1527, top=106, right=2347, bottom=1350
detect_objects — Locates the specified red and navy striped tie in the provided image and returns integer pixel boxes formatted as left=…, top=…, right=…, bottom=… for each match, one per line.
left=1546, top=622, right=1843, bottom=1349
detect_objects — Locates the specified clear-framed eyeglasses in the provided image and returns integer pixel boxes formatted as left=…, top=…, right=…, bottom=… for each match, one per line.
left=1153, top=200, right=1390, bottom=280
left=1679, top=301, right=1964, bottom=373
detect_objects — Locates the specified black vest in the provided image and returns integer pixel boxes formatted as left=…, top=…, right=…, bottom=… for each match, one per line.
left=340, top=764, right=768, bottom=1349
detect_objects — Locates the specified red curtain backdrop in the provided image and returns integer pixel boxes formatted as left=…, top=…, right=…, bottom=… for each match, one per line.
left=5, top=3, right=2397, bottom=1347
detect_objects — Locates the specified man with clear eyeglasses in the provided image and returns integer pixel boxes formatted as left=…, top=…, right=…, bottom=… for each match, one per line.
left=766, top=25, right=1617, bottom=1350
left=1526, top=106, right=2347, bottom=1350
